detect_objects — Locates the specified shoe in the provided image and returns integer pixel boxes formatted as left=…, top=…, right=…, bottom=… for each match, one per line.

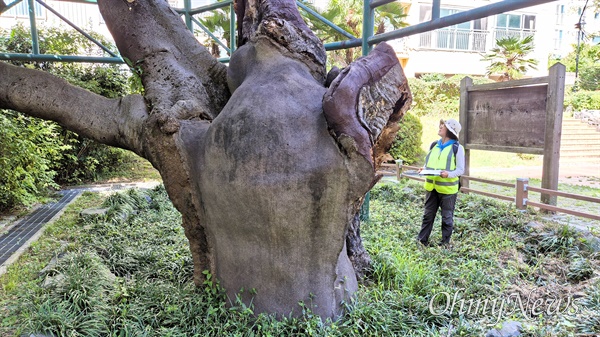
left=416, top=240, right=429, bottom=248
left=437, top=242, right=452, bottom=249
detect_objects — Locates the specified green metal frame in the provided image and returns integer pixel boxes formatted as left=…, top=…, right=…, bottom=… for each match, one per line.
left=0, top=0, right=558, bottom=64
left=0, top=0, right=559, bottom=220
left=0, top=0, right=239, bottom=63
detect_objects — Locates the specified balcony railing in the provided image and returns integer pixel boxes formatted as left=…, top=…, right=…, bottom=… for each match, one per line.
left=493, top=28, right=535, bottom=41
left=418, top=29, right=488, bottom=52
left=4, top=0, right=44, bottom=17
left=417, top=28, right=536, bottom=52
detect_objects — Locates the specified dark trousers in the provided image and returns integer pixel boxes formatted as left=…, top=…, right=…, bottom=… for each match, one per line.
left=418, top=189, right=457, bottom=245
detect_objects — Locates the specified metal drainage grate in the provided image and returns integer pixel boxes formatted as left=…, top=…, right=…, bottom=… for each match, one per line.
left=0, top=190, right=80, bottom=267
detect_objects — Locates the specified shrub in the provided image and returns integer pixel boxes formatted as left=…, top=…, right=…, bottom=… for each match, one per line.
left=0, top=111, right=66, bottom=211
left=389, top=112, right=426, bottom=165
left=51, top=133, right=130, bottom=185
left=408, top=74, right=492, bottom=117
left=564, top=90, right=600, bottom=111
left=0, top=24, right=135, bottom=199
left=578, top=66, right=600, bottom=91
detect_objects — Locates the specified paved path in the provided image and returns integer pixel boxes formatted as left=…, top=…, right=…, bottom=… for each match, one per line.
left=0, top=190, right=80, bottom=275
left=0, top=181, right=161, bottom=276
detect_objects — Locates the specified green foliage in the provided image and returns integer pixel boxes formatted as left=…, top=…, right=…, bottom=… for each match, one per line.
left=0, top=111, right=66, bottom=211
left=1, top=183, right=599, bottom=336
left=550, top=42, right=600, bottom=91
left=0, top=24, right=136, bottom=204
left=564, top=90, right=600, bottom=111
left=389, top=112, right=425, bottom=165
left=527, top=224, right=578, bottom=256
left=408, top=74, right=492, bottom=116
left=578, top=65, right=600, bottom=91
left=567, top=257, right=594, bottom=282
left=550, top=43, right=600, bottom=73
left=302, top=0, right=407, bottom=68
left=482, top=35, right=538, bottom=81
left=197, top=6, right=231, bottom=58
left=51, top=134, right=130, bottom=185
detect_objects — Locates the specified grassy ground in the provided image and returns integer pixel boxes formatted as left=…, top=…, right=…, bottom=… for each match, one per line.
left=91, top=152, right=162, bottom=184
left=1, top=181, right=598, bottom=336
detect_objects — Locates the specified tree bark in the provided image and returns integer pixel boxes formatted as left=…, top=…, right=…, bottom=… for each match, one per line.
left=0, top=0, right=412, bottom=319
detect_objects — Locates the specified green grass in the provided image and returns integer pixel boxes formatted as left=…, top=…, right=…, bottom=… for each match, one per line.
left=89, top=152, right=162, bottom=184
left=1, top=182, right=599, bottom=336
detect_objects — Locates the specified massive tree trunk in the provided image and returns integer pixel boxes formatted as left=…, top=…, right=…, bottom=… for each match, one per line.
left=0, top=0, right=411, bottom=319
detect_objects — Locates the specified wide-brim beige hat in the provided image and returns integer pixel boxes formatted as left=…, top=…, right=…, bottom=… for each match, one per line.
left=440, top=119, right=462, bottom=138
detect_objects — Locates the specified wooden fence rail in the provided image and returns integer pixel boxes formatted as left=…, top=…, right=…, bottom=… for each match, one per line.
left=378, top=161, right=600, bottom=222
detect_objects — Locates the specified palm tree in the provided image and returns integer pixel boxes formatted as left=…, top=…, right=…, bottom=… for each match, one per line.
left=482, top=35, right=538, bottom=81
left=197, top=7, right=231, bottom=58
left=302, top=0, right=407, bottom=68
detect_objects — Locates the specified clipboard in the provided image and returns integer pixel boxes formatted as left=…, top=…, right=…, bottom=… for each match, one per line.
left=419, top=169, right=441, bottom=176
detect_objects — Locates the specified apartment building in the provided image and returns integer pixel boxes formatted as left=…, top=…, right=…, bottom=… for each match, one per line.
left=553, top=0, right=600, bottom=57
left=387, top=0, right=599, bottom=79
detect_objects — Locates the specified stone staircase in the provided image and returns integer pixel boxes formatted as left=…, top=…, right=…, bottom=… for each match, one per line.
left=560, top=117, right=600, bottom=162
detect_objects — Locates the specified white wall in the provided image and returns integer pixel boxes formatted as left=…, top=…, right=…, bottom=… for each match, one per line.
left=398, top=0, right=559, bottom=78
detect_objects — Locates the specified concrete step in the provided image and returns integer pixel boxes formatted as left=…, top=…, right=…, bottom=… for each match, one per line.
left=561, top=133, right=600, bottom=140
left=561, top=126, right=599, bottom=133
left=561, top=136, right=599, bottom=141
left=561, top=140, right=600, bottom=146
left=562, top=118, right=590, bottom=125
left=559, top=150, right=600, bottom=157
left=561, top=143, right=600, bottom=149
left=561, top=132, right=600, bottom=138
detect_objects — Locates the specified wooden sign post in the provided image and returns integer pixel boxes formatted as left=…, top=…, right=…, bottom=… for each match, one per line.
left=459, top=63, right=566, bottom=206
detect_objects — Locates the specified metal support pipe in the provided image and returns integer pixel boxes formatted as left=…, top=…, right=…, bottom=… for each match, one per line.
left=574, top=0, right=587, bottom=79
left=174, top=0, right=232, bottom=16
left=1, top=0, right=23, bottom=14
left=362, top=0, right=374, bottom=55
left=0, top=53, right=123, bottom=63
left=370, top=0, right=558, bottom=44
left=324, top=38, right=362, bottom=51
left=191, top=16, right=230, bottom=53
left=297, top=1, right=355, bottom=40
left=230, top=2, right=236, bottom=53
left=432, top=0, right=441, bottom=20
left=28, top=0, right=39, bottom=54
left=370, top=0, right=395, bottom=9
left=40, top=0, right=97, bottom=3
left=184, top=0, right=193, bottom=32
left=37, top=0, right=118, bottom=57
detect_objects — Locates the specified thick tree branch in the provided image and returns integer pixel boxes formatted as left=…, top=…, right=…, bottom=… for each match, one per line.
left=322, top=42, right=412, bottom=168
left=0, top=62, right=147, bottom=156
left=97, top=0, right=230, bottom=123
left=235, top=0, right=326, bottom=83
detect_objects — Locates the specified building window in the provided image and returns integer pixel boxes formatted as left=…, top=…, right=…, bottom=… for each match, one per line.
left=494, top=14, right=535, bottom=41
left=418, top=5, right=488, bottom=52
left=6, top=0, right=44, bottom=18
left=554, top=29, right=563, bottom=50
left=556, top=4, right=565, bottom=25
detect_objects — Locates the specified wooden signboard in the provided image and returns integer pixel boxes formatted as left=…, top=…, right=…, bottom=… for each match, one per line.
left=459, top=63, right=566, bottom=206
left=467, top=85, right=547, bottom=153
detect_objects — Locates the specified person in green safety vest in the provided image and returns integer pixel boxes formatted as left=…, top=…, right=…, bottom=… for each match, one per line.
left=417, top=119, right=465, bottom=247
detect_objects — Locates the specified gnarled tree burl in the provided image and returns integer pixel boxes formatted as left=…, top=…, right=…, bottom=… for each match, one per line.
left=0, top=0, right=411, bottom=318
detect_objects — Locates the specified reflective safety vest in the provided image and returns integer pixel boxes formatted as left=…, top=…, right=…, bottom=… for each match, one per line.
left=423, top=144, right=460, bottom=194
